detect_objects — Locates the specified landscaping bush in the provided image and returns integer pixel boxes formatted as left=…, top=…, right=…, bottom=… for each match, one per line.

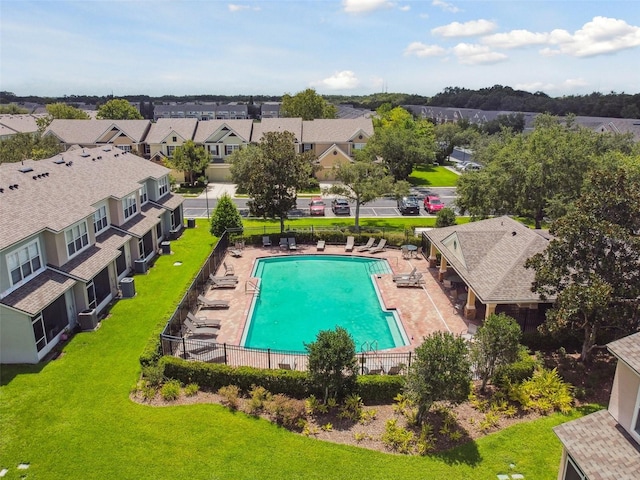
left=160, top=379, right=182, bottom=401
left=266, top=394, right=307, bottom=429
left=507, top=367, right=574, bottom=414
left=493, top=347, right=539, bottom=388
left=356, top=374, right=405, bottom=404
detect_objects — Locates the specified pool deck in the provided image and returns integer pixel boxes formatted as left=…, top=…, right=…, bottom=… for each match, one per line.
left=196, top=243, right=473, bottom=354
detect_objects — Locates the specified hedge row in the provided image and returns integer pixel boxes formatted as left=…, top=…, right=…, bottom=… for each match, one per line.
left=161, top=356, right=405, bottom=404
left=235, top=231, right=422, bottom=248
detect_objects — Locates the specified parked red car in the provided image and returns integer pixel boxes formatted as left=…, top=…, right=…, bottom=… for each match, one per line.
left=309, top=197, right=326, bottom=216
left=424, top=195, right=444, bottom=214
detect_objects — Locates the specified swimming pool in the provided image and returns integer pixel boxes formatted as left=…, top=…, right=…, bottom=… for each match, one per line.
left=241, top=255, right=409, bottom=352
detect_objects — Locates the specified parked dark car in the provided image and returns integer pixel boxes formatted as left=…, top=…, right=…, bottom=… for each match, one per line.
left=331, top=198, right=351, bottom=215
left=397, top=196, right=420, bottom=215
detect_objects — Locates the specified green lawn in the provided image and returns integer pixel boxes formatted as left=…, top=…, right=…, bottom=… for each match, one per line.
left=0, top=219, right=588, bottom=479
left=409, top=165, right=460, bottom=187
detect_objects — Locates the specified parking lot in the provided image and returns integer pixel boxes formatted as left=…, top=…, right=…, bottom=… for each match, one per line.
left=183, top=205, right=447, bottom=219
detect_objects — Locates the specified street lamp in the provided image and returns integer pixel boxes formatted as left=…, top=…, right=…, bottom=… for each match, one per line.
left=204, top=179, right=210, bottom=219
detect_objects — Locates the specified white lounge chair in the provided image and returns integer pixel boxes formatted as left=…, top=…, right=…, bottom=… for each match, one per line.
left=210, top=277, right=237, bottom=289
left=392, top=267, right=417, bottom=281
left=183, top=317, right=219, bottom=337
left=356, top=237, right=375, bottom=252
left=223, top=261, right=235, bottom=276
left=209, top=274, right=238, bottom=283
left=288, top=237, right=297, bottom=250
left=316, top=240, right=325, bottom=251
left=279, top=238, right=288, bottom=249
left=345, top=236, right=355, bottom=252
left=369, top=238, right=387, bottom=254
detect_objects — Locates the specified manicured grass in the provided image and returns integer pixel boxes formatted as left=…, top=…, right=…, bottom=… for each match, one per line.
left=0, top=219, right=587, bottom=479
left=409, top=165, right=460, bottom=187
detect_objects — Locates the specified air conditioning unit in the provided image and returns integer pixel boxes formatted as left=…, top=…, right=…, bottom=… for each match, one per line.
left=134, top=258, right=148, bottom=274
left=78, top=309, right=99, bottom=331
left=119, top=277, right=136, bottom=298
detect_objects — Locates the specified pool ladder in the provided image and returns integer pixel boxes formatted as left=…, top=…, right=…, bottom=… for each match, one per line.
left=245, top=279, right=260, bottom=296
left=360, top=340, right=378, bottom=353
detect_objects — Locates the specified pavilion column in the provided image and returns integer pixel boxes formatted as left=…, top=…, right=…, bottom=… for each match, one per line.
left=438, top=256, right=448, bottom=282
left=485, top=303, right=497, bottom=319
left=464, top=289, right=477, bottom=320
left=428, top=243, right=439, bottom=268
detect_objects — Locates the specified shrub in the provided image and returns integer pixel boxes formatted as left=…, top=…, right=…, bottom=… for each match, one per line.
left=338, top=394, right=364, bottom=422
left=266, top=394, right=306, bottom=429
left=507, top=367, right=574, bottom=414
left=305, top=394, right=321, bottom=415
left=218, top=385, right=241, bottom=411
left=184, top=383, right=199, bottom=396
left=416, top=423, right=436, bottom=455
left=493, top=347, right=539, bottom=388
left=356, top=374, right=405, bottom=403
left=247, top=385, right=272, bottom=414
left=161, top=379, right=182, bottom=401
left=142, top=363, right=166, bottom=388
left=381, top=419, right=415, bottom=454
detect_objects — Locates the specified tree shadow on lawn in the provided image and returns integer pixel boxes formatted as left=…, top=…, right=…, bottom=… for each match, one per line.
left=431, top=438, right=481, bottom=466
left=408, top=165, right=438, bottom=187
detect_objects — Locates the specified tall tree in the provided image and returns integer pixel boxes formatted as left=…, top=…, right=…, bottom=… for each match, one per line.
left=209, top=193, right=243, bottom=237
left=525, top=163, right=640, bottom=362
left=305, top=327, right=358, bottom=403
left=369, top=106, right=435, bottom=180
left=325, top=152, right=406, bottom=232
left=470, top=313, right=522, bottom=392
left=230, top=131, right=315, bottom=232
left=405, top=331, right=471, bottom=425
left=280, top=88, right=337, bottom=120
left=97, top=99, right=143, bottom=120
left=0, top=132, right=62, bottom=163
left=36, top=102, right=90, bottom=131
left=456, top=114, right=634, bottom=228
left=167, top=140, right=209, bottom=185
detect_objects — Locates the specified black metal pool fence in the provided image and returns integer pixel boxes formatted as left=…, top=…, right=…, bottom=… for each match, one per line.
left=159, top=225, right=425, bottom=372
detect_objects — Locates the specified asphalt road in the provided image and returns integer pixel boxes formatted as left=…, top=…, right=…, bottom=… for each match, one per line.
left=183, top=186, right=458, bottom=219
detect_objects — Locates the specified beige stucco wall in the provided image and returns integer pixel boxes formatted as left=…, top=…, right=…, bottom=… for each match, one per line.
left=608, top=360, right=640, bottom=433
left=0, top=305, right=38, bottom=364
left=205, top=164, right=233, bottom=182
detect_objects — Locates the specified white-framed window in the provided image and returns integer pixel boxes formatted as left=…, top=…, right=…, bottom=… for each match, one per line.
left=563, top=454, right=586, bottom=480
left=93, top=205, right=109, bottom=235
left=158, top=176, right=169, bottom=197
left=65, top=221, right=89, bottom=258
left=123, top=194, right=137, bottom=220
left=7, top=240, right=43, bottom=287
left=225, top=144, right=239, bottom=156
left=303, top=144, right=312, bottom=152
left=139, top=184, right=148, bottom=205
left=631, top=388, right=640, bottom=443
left=166, top=145, right=175, bottom=157
left=208, top=145, right=219, bottom=156
left=117, top=145, right=132, bottom=153
left=353, top=143, right=366, bottom=151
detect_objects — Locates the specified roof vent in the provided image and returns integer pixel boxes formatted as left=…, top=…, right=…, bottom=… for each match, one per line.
left=18, top=167, right=34, bottom=173
left=44, top=172, right=49, bottom=176
left=0, top=188, right=3, bottom=193
left=97, top=156, right=102, bottom=159
left=512, top=231, right=517, bottom=236
left=33, top=175, right=37, bottom=180
left=9, top=185, right=14, bottom=190
left=66, top=161, right=73, bottom=166
left=80, top=152, right=90, bottom=158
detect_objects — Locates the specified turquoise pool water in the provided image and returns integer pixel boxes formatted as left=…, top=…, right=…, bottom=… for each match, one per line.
left=242, top=255, right=408, bottom=352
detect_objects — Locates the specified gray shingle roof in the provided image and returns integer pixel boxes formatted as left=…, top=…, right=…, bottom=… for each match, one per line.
left=608, top=332, right=640, bottom=375
left=45, top=119, right=151, bottom=144
left=554, top=409, right=640, bottom=480
left=117, top=204, right=164, bottom=238
left=0, top=114, right=42, bottom=135
left=145, top=118, right=198, bottom=143
left=53, top=228, right=131, bottom=281
left=0, top=269, right=76, bottom=315
left=0, top=147, right=177, bottom=251
left=425, top=216, right=552, bottom=303
left=192, top=119, right=253, bottom=143
left=251, top=118, right=302, bottom=143
left=301, top=118, right=374, bottom=143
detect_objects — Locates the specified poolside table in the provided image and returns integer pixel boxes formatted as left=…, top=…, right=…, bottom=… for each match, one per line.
left=402, top=244, right=418, bottom=258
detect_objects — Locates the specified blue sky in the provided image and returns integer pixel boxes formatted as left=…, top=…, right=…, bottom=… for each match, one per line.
left=2, top=0, right=639, bottom=98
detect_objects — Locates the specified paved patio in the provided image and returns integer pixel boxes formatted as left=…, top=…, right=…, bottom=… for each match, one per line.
left=195, top=242, right=475, bottom=354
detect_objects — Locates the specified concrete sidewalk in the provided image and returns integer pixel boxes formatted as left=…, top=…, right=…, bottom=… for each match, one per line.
left=197, top=182, right=339, bottom=199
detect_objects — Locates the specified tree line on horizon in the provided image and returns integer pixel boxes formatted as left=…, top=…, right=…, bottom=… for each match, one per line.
left=2, top=84, right=640, bottom=119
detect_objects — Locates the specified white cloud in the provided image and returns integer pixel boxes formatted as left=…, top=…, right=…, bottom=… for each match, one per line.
left=548, top=16, right=640, bottom=57
left=399, top=5, right=410, bottom=11
left=484, top=17, right=640, bottom=57
left=515, top=78, right=588, bottom=93
left=431, top=0, right=461, bottom=13
left=452, top=43, right=508, bottom=65
left=228, top=4, right=260, bottom=12
left=312, top=71, right=360, bottom=90
left=404, top=42, right=446, bottom=57
left=342, top=0, right=395, bottom=14
left=432, top=19, right=497, bottom=38
left=482, top=30, right=550, bottom=48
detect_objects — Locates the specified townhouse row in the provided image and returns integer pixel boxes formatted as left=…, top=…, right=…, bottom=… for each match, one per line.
left=0, top=147, right=183, bottom=363
left=43, top=117, right=375, bottom=181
